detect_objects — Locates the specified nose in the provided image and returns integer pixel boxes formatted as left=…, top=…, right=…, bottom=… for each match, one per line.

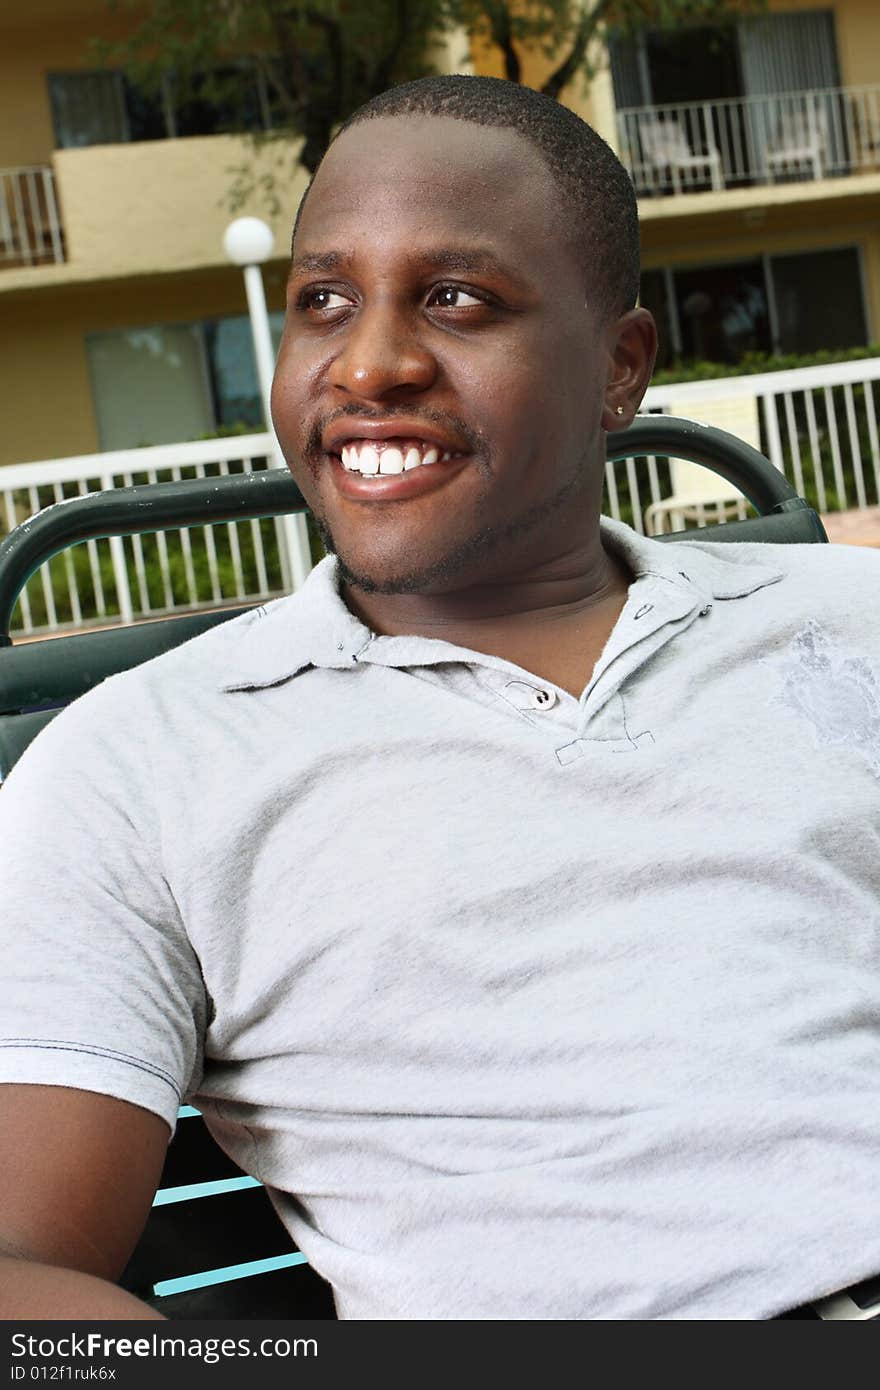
left=327, top=300, right=437, bottom=400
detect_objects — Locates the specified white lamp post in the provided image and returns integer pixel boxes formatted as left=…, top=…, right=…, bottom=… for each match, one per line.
left=223, top=216, right=311, bottom=590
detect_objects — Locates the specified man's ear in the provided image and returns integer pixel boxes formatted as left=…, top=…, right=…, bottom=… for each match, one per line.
left=601, top=308, right=658, bottom=431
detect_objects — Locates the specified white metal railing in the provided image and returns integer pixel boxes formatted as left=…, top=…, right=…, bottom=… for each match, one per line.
left=617, top=85, right=880, bottom=196
left=0, top=166, right=65, bottom=266
left=610, top=355, right=880, bottom=537
left=3, top=356, right=880, bottom=634
left=0, top=433, right=304, bottom=638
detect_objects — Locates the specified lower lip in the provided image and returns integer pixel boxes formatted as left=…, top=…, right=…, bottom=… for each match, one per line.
left=327, top=453, right=471, bottom=501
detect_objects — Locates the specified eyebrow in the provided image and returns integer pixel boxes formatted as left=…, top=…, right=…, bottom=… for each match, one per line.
left=288, top=247, right=529, bottom=287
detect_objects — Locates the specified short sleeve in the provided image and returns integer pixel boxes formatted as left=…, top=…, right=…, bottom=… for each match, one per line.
left=0, top=674, right=207, bottom=1132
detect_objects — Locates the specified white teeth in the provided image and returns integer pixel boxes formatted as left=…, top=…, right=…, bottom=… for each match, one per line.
left=378, top=447, right=404, bottom=475
left=338, top=441, right=460, bottom=474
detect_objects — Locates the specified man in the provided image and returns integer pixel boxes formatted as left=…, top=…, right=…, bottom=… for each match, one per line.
left=2, top=75, right=880, bottom=1321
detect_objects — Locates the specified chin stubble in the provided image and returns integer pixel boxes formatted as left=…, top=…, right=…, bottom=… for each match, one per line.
left=314, top=460, right=591, bottom=596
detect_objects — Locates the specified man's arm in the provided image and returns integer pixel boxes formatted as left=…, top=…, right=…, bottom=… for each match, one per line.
left=0, top=1084, right=171, bottom=1319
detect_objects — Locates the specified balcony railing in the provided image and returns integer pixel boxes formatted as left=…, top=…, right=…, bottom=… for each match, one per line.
left=617, top=84, right=880, bottom=197
left=0, top=435, right=308, bottom=636
left=0, top=166, right=65, bottom=267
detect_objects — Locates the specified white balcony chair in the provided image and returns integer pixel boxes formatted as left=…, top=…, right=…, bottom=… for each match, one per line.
left=643, top=396, right=758, bottom=536
left=636, top=116, right=724, bottom=194
left=766, top=105, right=828, bottom=182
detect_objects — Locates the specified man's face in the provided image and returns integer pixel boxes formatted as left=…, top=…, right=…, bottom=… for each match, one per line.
left=272, top=115, right=618, bottom=595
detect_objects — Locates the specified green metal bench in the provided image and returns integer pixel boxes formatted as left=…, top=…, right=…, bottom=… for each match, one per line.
left=0, top=417, right=828, bottom=1317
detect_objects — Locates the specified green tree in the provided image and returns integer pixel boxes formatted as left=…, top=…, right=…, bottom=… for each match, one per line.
left=98, top=0, right=764, bottom=201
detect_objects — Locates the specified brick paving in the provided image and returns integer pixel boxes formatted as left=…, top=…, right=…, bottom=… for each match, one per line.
left=820, top=506, right=880, bottom=548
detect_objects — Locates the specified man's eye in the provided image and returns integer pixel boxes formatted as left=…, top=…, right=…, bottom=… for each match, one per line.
left=429, top=286, right=485, bottom=309
left=298, top=288, right=352, bottom=311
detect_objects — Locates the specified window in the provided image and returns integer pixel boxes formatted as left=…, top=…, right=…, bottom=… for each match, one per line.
left=674, top=260, right=770, bottom=363
left=167, top=66, right=265, bottom=138
left=48, top=72, right=132, bottom=147
left=771, top=248, right=867, bottom=355
left=641, top=246, right=868, bottom=366
left=87, top=314, right=284, bottom=451
left=639, top=269, right=677, bottom=370
left=610, top=9, right=839, bottom=110
left=48, top=65, right=268, bottom=149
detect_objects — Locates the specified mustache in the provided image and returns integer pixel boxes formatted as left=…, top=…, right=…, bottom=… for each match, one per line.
left=303, top=405, right=488, bottom=466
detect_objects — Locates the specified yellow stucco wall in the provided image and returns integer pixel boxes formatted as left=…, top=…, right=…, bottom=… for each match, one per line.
left=0, top=264, right=289, bottom=466
left=0, top=0, right=140, bottom=168
left=53, top=134, right=308, bottom=278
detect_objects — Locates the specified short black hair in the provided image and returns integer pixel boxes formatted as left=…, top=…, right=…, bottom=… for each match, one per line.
left=293, top=74, right=640, bottom=320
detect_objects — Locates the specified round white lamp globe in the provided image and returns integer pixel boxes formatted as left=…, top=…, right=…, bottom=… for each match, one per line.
left=223, top=217, right=275, bottom=266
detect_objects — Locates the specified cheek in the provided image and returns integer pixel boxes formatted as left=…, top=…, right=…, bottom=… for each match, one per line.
left=270, top=368, right=320, bottom=491
left=272, top=340, right=324, bottom=427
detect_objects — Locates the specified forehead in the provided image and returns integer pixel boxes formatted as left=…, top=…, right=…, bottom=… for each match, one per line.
left=295, top=116, right=570, bottom=272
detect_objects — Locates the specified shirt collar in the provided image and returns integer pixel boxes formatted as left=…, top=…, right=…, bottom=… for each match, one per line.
left=219, top=517, right=785, bottom=693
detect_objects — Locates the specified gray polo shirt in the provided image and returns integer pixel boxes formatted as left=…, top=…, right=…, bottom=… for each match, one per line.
left=3, top=516, right=880, bottom=1320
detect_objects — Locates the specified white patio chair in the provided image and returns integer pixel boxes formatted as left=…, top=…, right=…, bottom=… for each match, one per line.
left=637, top=116, right=724, bottom=194
left=643, top=395, right=758, bottom=536
left=766, top=104, right=828, bottom=182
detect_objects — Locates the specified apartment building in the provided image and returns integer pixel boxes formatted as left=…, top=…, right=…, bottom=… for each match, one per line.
left=2, top=0, right=878, bottom=466
left=607, top=0, right=880, bottom=371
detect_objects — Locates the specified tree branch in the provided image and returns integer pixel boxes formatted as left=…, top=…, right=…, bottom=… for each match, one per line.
left=541, top=0, right=616, bottom=99
left=373, top=0, right=412, bottom=92
left=484, top=1, right=521, bottom=84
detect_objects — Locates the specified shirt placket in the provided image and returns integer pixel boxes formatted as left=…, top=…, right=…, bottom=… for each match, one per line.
left=552, top=579, right=712, bottom=764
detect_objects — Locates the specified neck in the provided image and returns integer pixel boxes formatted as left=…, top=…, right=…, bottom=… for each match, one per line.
left=342, top=535, right=633, bottom=655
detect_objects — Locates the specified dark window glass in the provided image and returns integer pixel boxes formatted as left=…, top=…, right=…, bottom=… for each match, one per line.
left=259, top=57, right=290, bottom=129
left=171, top=65, right=264, bottom=137
left=48, top=71, right=129, bottom=147
left=674, top=260, right=770, bottom=363
left=646, top=24, right=743, bottom=106
left=203, top=313, right=285, bottom=430
left=123, top=79, right=168, bottom=142
left=48, top=71, right=170, bottom=146
left=771, top=248, right=867, bottom=354
left=608, top=35, right=644, bottom=109
left=639, top=269, right=675, bottom=369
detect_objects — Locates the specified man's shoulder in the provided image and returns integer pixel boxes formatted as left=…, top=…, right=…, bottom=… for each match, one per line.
left=661, top=538, right=880, bottom=676
left=8, top=585, right=316, bottom=778
left=88, top=593, right=298, bottom=699
left=684, top=535, right=880, bottom=574
left=672, top=534, right=880, bottom=608
left=134, top=593, right=299, bottom=684
left=85, top=558, right=342, bottom=709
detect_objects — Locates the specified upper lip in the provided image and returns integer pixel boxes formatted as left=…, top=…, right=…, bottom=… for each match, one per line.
left=321, top=420, right=470, bottom=455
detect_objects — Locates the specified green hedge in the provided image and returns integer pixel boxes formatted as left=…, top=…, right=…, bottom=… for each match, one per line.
left=652, top=344, right=880, bottom=385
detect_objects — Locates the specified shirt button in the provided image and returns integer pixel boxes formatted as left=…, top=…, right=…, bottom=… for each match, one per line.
left=532, top=688, right=557, bottom=709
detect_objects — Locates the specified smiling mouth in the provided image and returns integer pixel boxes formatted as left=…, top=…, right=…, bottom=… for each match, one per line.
left=334, top=437, right=465, bottom=476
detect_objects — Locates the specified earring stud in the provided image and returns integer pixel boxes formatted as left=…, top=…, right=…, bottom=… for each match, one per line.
left=616, top=405, right=624, bottom=416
